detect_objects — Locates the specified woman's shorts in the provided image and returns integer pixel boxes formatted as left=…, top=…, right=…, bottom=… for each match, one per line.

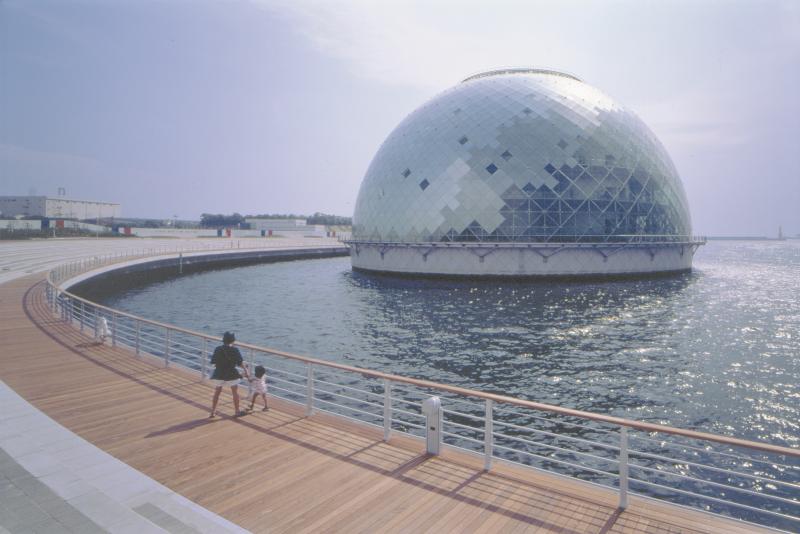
left=212, top=379, right=241, bottom=387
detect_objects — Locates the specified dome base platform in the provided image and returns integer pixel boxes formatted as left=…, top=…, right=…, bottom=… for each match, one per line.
left=346, top=240, right=705, bottom=278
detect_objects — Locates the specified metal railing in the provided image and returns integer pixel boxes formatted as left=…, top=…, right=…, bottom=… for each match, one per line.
left=45, top=252, right=798, bottom=532
left=47, top=239, right=346, bottom=284
left=343, top=235, right=708, bottom=245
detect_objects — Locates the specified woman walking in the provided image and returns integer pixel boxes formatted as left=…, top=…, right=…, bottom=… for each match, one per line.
left=209, top=331, right=249, bottom=418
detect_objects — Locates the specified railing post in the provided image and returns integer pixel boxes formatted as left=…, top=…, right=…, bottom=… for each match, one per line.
left=111, top=312, right=117, bottom=347
left=619, top=426, right=629, bottom=510
left=421, top=396, right=442, bottom=455
left=80, top=301, right=85, bottom=332
left=484, top=399, right=493, bottom=471
left=135, top=320, right=141, bottom=356
left=383, top=379, right=392, bottom=441
left=305, top=363, right=314, bottom=416
left=164, top=327, right=170, bottom=367
left=92, top=307, right=98, bottom=340
left=201, top=338, right=207, bottom=381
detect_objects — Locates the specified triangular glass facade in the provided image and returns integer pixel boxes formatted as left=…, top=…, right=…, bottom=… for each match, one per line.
left=353, top=69, right=692, bottom=244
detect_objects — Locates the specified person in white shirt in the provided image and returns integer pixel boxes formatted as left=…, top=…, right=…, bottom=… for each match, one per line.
left=247, top=365, right=268, bottom=412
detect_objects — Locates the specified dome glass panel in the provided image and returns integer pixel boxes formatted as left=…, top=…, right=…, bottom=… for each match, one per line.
left=352, top=70, right=692, bottom=243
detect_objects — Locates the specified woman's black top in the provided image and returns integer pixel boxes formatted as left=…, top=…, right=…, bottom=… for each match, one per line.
left=210, top=345, right=243, bottom=380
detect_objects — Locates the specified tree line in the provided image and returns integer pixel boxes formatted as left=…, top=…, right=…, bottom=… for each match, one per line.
left=200, top=212, right=351, bottom=228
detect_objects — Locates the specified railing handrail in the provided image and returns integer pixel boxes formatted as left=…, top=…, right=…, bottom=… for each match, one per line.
left=47, top=250, right=798, bottom=460
left=343, top=236, right=708, bottom=246
left=47, top=243, right=348, bottom=339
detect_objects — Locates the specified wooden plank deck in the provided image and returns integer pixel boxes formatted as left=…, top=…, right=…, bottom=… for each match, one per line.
left=0, top=273, right=773, bottom=533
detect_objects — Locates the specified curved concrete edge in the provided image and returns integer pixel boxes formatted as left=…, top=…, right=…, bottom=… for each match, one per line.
left=59, top=246, right=349, bottom=291
left=0, top=379, right=248, bottom=534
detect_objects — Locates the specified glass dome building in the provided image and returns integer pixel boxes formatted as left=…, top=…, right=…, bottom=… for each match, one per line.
left=349, top=68, right=704, bottom=277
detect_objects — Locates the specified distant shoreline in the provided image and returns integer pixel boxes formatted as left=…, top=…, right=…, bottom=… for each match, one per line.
left=706, top=236, right=794, bottom=241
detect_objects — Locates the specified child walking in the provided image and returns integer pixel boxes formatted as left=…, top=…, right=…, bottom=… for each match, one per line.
left=248, top=365, right=269, bottom=411
left=96, top=316, right=111, bottom=343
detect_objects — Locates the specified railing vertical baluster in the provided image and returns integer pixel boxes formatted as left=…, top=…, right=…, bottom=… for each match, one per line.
left=135, top=320, right=141, bottom=356
left=201, top=338, right=207, bottom=381
left=619, top=426, right=629, bottom=510
left=164, top=327, right=171, bottom=367
left=383, top=379, right=392, bottom=441
left=306, top=363, right=314, bottom=416
left=484, top=399, right=494, bottom=471
left=112, top=312, right=117, bottom=347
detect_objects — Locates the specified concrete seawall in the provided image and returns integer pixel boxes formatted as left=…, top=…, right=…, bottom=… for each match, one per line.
left=65, top=246, right=350, bottom=297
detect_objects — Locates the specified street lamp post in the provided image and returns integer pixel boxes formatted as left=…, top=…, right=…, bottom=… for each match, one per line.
left=96, top=203, right=103, bottom=238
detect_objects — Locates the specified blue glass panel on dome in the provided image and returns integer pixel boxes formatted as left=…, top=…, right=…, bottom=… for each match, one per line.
left=352, top=69, right=692, bottom=244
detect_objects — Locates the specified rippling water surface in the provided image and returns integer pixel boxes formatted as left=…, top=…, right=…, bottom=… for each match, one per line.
left=98, top=240, right=799, bottom=448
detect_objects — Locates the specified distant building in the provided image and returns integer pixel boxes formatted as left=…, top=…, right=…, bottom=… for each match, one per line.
left=0, top=196, right=121, bottom=220
left=245, top=218, right=325, bottom=237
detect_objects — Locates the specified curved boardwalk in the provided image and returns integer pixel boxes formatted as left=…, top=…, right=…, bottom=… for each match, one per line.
left=0, top=273, right=771, bottom=533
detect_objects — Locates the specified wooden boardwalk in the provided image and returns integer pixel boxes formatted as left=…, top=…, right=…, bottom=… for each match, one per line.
left=0, top=273, right=771, bottom=533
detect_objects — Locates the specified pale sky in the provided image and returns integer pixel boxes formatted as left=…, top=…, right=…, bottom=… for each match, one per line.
left=1, top=0, right=798, bottom=236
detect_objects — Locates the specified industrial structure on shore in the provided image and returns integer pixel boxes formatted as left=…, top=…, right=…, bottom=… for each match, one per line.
left=0, top=195, right=121, bottom=221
